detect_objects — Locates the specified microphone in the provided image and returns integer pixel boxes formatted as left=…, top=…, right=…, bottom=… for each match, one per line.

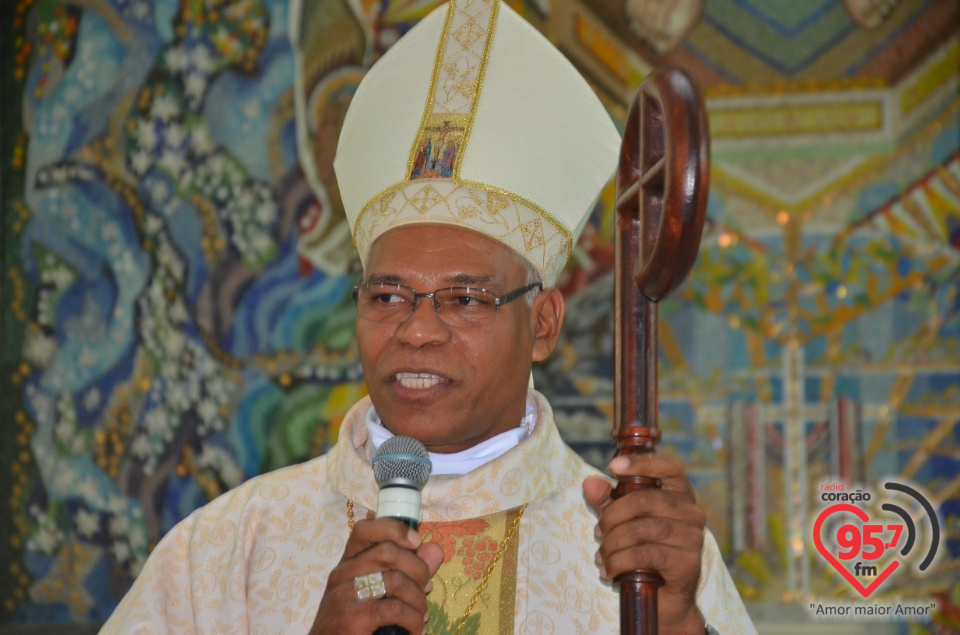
left=371, top=436, right=432, bottom=635
left=372, top=435, right=432, bottom=528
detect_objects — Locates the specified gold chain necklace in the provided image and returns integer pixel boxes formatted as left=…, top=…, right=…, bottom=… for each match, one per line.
left=346, top=499, right=527, bottom=635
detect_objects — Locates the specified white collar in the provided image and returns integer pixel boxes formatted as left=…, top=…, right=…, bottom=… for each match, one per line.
left=364, top=401, right=538, bottom=476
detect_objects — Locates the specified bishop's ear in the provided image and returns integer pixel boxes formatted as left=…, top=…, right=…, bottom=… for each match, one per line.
left=530, top=288, right=565, bottom=363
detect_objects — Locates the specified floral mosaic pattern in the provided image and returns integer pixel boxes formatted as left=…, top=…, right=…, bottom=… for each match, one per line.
left=2, top=0, right=366, bottom=623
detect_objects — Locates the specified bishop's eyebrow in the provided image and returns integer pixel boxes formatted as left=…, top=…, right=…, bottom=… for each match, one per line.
left=448, top=273, right=496, bottom=287
left=364, top=273, right=404, bottom=286
left=363, top=273, right=498, bottom=288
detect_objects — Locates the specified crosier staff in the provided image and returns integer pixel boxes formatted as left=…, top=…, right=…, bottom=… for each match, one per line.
left=612, top=67, right=710, bottom=635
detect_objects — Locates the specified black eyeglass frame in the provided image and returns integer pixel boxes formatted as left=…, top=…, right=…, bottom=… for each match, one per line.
left=351, top=281, right=543, bottom=324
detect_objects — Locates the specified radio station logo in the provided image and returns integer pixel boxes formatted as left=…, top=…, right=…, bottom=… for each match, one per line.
left=813, top=481, right=941, bottom=598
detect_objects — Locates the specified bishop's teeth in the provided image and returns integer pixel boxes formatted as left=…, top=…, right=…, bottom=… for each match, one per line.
left=396, top=372, right=443, bottom=390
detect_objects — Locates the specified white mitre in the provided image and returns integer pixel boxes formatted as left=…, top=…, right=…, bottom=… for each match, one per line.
left=334, top=0, right=621, bottom=286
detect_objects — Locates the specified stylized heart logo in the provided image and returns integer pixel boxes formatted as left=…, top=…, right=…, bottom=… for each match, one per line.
left=813, top=504, right=899, bottom=597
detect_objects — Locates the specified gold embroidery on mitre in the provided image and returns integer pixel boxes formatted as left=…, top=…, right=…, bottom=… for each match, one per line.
left=408, top=183, right=444, bottom=213
left=405, top=0, right=499, bottom=180
left=520, top=218, right=546, bottom=251
left=484, top=190, right=510, bottom=216
left=374, top=191, right=399, bottom=217
left=453, top=14, right=485, bottom=49
left=353, top=180, right=571, bottom=282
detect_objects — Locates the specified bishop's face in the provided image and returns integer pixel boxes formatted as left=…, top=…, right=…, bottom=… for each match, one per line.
left=356, top=224, right=558, bottom=453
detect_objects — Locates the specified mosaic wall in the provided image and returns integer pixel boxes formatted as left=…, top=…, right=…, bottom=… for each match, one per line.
left=0, top=0, right=957, bottom=630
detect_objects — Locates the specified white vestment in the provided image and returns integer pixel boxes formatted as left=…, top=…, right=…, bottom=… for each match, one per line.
left=101, top=390, right=757, bottom=634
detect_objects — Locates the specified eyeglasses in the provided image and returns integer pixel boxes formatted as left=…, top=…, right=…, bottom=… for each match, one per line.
left=352, top=281, right=542, bottom=327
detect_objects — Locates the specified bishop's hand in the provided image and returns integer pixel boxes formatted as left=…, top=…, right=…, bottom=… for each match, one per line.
left=309, top=518, right=444, bottom=635
left=583, top=453, right=707, bottom=635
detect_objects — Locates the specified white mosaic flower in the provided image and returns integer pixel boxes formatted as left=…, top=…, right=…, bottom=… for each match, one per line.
left=112, top=541, right=130, bottom=562
left=223, top=160, right=243, bottom=184
left=115, top=252, right=138, bottom=278
left=55, top=420, right=73, bottom=443
left=52, top=465, right=76, bottom=493
left=164, top=45, right=188, bottom=73
left=197, top=398, right=218, bottom=423
left=178, top=168, right=195, bottom=190
left=150, top=93, right=180, bottom=122
left=165, top=330, right=185, bottom=357
left=144, top=408, right=170, bottom=437
left=184, top=71, right=207, bottom=104
left=191, top=44, right=215, bottom=74
left=161, top=358, right=179, bottom=383
left=168, top=300, right=188, bottom=325
left=210, top=377, right=231, bottom=404
left=109, top=514, right=130, bottom=536
left=166, top=122, right=187, bottom=149
left=187, top=377, right=202, bottom=402
left=107, top=495, right=128, bottom=515
left=130, top=149, right=153, bottom=175
left=236, top=186, right=254, bottom=209
left=76, top=478, right=102, bottom=506
left=29, top=527, right=63, bottom=555
left=29, top=389, right=55, bottom=423
left=135, top=118, right=157, bottom=151
left=145, top=215, right=163, bottom=233
left=75, top=508, right=100, bottom=538
left=190, top=126, right=214, bottom=156
left=167, top=383, right=189, bottom=410
left=147, top=175, right=171, bottom=204
left=207, top=153, right=226, bottom=176
left=251, top=231, right=272, bottom=254
left=145, top=287, right=162, bottom=308
left=197, top=352, right=218, bottom=377
left=158, top=149, right=187, bottom=177
left=255, top=200, right=275, bottom=225
left=131, top=434, right=152, bottom=458
left=23, top=332, right=57, bottom=367
left=138, top=315, right=156, bottom=338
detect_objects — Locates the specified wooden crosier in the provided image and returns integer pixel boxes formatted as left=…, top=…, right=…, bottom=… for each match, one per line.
left=612, top=67, right=710, bottom=634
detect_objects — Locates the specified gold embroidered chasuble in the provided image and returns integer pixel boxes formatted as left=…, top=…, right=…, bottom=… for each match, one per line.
left=100, top=390, right=756, bottom=634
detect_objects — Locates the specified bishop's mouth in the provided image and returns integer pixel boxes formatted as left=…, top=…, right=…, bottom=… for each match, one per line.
left=394, top=372, right=446, bottom=390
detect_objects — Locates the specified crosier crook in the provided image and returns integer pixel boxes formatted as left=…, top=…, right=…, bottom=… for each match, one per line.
left=612, top=67, right=711, bottom=635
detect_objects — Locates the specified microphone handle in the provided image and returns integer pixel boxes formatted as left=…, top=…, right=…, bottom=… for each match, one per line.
left=381, top=516, right=419, bottom=530
left=373, top=487, right=422, bottom=635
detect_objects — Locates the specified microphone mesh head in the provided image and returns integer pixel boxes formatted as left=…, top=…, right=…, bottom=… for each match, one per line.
left=372, top=435, right=432, bottom=489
